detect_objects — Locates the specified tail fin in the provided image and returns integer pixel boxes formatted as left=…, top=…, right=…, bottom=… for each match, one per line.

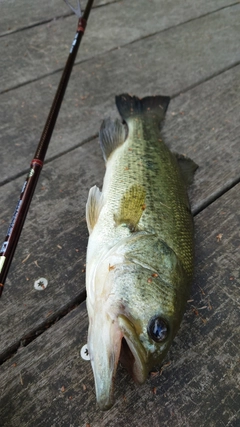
left=115, top=94, right=170, bottom=124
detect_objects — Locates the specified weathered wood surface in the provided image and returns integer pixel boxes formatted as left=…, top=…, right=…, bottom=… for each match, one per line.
left=0, top=185, right=239, bottom=426
left=1, top=3, right=240, bottom=182
left=0, top=63, right=239, bottom=358
left=0, top=139, right=101, bottom=359
left=0, top=0, right=114, bottom=36
left=0, top=0, right=236, bottom=93
left=0, top=0, right=240, bottom=425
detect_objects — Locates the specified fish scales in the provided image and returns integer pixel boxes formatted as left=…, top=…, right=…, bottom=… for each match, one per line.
left=109, top=118, right=193, bottom=275
left=85, top=94, right=197, bottom=410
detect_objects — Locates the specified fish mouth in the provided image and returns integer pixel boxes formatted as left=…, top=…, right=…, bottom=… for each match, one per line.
left=88, top=314, right=147, bottom=411
left=118, top=314, right=147, bottom=384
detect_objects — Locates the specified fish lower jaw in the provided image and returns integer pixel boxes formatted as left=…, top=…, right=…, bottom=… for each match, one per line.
left=94, top=382, right=115, bottom=411
left=94, top=334, right=147, bottom=411
left=89, top=314, right=148, bottom=411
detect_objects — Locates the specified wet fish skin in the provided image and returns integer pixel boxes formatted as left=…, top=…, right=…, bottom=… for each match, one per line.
left=85, top=94, right=197, bottom=410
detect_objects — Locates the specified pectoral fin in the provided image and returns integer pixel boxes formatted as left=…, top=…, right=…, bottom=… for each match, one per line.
left=86, top=185, right=103, bottom=234
left=114, top=184, right=146, bottom=231
left=99, top=118, right=126, bottom=162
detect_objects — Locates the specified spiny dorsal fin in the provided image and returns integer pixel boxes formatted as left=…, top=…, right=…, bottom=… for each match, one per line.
left=114, top=184, right=146, bottom=231
left=99, top=118, right=126, bottom=162
left=175, top=153, right=198, bottom=186
left=86, top=185, right=103, bottom=234
left=115, top=94, right=170, bottom=124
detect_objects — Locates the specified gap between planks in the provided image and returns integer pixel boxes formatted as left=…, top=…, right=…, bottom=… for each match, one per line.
left=1, top=55, right=240, bottom=188
left=0, top=0, right=121, bottom=38
left=1, top=0, right=239, bottom=366
left=0, top=134, right=98, bottom=187
left=0, top=13, right=72, bottom=39
left=192, top=175, right=240, bottom=216
left=0, top=289, right=86, bottom=365
left=0, top=1, right=239, bottom=96
left=0, top=176, right=239, bottom=365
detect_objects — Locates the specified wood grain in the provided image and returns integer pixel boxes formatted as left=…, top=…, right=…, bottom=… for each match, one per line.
left=164, top=64, right=240, bottom=211
left=0, top=185, right=239, bottom=426
left=0, top=1, right=239, bottom=424
left=0, top=0, right=115, bottom=36
left=0, top=63, right=240, bottom=359
left=0, top=138, right=102, bottom=358
left=1, top=4, right=240, bottom=181
left=0, top=0, right=236, bottom=93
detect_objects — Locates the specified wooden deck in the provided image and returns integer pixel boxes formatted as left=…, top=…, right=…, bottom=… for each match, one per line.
left=0, top=1, right=239, bottom=425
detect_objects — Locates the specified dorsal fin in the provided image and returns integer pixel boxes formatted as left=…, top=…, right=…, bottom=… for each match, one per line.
left=86, top=185, right=104, bottom=234
left=115, top=94, right=170, bottom=125
left=99, top=118, right=126, bottom=162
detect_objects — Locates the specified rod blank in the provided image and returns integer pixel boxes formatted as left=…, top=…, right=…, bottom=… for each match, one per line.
left=0, top=0, right=95, bottom=297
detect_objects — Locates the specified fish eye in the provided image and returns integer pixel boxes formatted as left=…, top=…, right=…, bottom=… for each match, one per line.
left=147, top=316, right=169, bottom=342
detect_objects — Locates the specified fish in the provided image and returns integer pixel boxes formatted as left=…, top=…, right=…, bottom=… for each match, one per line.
left=85, top=94, right=198, bottom=410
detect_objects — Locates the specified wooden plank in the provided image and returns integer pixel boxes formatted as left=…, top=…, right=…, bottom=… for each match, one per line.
left=0, top=138, right=103, bottom=359
left=0, top=0, right=114, bottom=36
left=0, top=184, right=239, bottom=426
left=0, top=0, right=236, bottom=93
left=0, top=64, right=240, bottom=358
left=1, top=4, right=240, bottom=182
left=164, top=64, right=240, bottom=211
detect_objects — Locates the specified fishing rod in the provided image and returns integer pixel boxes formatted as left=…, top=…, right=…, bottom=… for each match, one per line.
left=0, top=0, right=95, bottom=297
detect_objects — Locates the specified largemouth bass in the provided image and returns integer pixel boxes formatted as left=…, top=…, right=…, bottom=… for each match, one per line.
left=85, top=94, right=197, bottom=410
